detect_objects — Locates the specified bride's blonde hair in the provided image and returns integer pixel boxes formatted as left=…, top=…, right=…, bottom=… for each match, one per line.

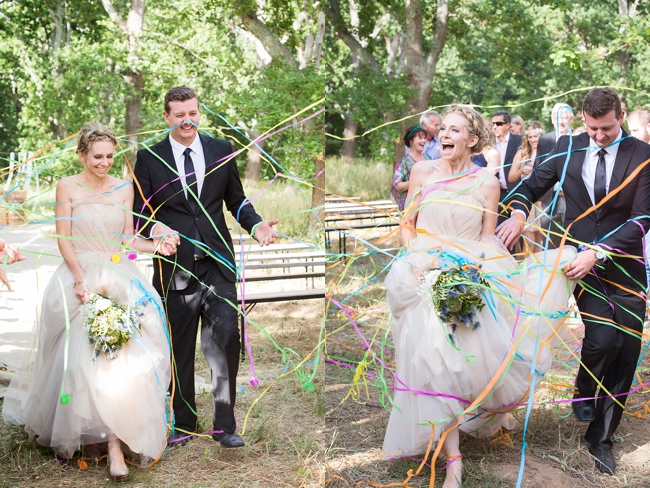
left=76, top=122, right=117, bottom=154
left=443, top=105, right=491, bottom=154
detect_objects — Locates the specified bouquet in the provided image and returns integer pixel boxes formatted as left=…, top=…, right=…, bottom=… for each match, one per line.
left=417, top=265, right=490, bottom=334
left=80, top=294, right=141, bottom=363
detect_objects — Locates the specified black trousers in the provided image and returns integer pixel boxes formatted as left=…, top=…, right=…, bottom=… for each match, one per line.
left=165, top=257, right=240, bottom=435
left=574, top=272, right=645, bottom=447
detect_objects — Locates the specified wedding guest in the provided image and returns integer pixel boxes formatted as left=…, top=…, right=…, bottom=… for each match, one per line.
left=491, top=111, right=522, bottom=223
left=508, top=121, right=545, bottom=249
left=0, top=238, right=26, bottom=290
left=392, top=125, right=427, bottom=211
left=535, top=103, right=574, bottom=248
left=3, top=123, right=177, bottom=481
left=509, top=115, right=524, bottom=135
left=627, top=108, right=650, bottom=143
left=405, top=111, right=442, bottom=161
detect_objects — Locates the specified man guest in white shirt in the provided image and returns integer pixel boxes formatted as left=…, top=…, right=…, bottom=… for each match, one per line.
left=491, top=110, right=522, bottom=223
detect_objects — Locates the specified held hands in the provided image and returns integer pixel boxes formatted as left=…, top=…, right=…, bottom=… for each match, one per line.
left=495, top=213, right=525, bottom=250
left=254, top=220, right=279, bottom=247
left=151, top=223, right=180, bottom=256
left=154, top=234, right=180, bottom=256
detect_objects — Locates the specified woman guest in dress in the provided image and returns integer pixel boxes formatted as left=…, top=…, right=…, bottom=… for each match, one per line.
left=508, top=121, right=545, bottom=249
left=383, top=106, right=574, bottom=487
left=391, top=125, right=427, bottom=211
left=3, top=123, right=178, bottom=481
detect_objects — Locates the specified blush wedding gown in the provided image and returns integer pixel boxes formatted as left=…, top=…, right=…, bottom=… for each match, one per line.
left=3, top=195, right=171, bottom=465
left=383, top=175, right=575, bottom=458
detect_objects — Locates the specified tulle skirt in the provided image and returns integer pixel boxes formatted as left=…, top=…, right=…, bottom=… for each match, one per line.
left=382, top=235, right=576, bottom=458
left=2, top=251, right=171, bottom=465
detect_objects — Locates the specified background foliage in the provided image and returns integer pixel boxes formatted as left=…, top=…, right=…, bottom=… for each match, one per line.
left=326, top=0, right=650, bottom=162
left=0, top=0, right=324, bottom=187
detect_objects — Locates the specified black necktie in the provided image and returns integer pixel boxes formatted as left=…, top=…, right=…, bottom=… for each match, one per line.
left=183, top=148, right=205, bottom=257
left=183, top=148, right=198, bottom=212
left=594, top=148, right=607, bottom=205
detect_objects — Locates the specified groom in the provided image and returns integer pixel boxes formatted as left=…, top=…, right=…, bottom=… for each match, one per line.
left=497, top=88, right=650, bottom=475
left=133, top=86, right=278, bottom=448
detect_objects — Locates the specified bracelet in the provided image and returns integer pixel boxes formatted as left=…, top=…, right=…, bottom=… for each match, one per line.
left=73, top=280, right=84, bottom=288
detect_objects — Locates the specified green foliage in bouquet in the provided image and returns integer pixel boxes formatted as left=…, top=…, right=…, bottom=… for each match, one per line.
left=80, top=294, right=141, bottom=364
left=418, top=265, right=490, bottom=334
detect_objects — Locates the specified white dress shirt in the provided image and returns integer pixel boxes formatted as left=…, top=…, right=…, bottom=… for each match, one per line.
left=169, top=133, right=206, bottom=198
left=495, top=132, right=510, bottom=190
left=581, top=128, right=622, bottom=205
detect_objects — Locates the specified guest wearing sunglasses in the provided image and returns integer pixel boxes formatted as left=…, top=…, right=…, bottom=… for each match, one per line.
left=491, top=111, right=522, bottom=223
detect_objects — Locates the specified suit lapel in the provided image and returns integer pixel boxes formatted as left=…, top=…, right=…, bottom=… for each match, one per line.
left=600, top=132, right=634, bottom=216
left=158, top=136, right=194, bottom=213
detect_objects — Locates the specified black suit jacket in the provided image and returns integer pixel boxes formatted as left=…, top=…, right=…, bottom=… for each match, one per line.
left=535, top=132, right=556, bottom=168
left=133, top=134, right=262, bottom=291
left=511, top=130, right=650, bottom=286
left=501, top=134, right=522, bottom=194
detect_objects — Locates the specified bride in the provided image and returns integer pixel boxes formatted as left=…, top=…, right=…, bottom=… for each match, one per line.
left=383, top=106, right=575, bottom=487
left=3, top=122, right=178, bottom=481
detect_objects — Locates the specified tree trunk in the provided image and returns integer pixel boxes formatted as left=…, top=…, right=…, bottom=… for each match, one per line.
left=123, top=68, right=142, bottom=179
left=245, top=136, right=264, bottom=183
left=309, top=155, right=325, bottom=232
left=101, top=0, right=145, bottom=181
left=341, top=114, right=358, bottom=160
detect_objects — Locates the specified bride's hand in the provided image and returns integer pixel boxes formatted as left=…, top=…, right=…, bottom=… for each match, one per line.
left=154, top=234, right=179, bottom=256
left=74, top=281, right=89, bottom=303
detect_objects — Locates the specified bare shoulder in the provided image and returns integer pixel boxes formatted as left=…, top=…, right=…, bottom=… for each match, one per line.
left=56, top=175, right=77, bottom=197
left=410, top=160, right=434, bottom=181
left=477, top=169, right=500, bottom=194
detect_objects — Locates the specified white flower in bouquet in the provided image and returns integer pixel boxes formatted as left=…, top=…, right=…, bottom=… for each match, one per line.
left=81, top=294, right=141, bottom=364
left=95, top=297, right=112, bottom=312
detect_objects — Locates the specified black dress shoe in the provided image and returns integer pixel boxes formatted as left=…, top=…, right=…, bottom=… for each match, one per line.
left=212, top=432, right=245, bottom=448
left=588, top=444, right=616, bottom=475
left=167, top=431, right=192, bottom=447
left=572, top=400, right=595, bottom=422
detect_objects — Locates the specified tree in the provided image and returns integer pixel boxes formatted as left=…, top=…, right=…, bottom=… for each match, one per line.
left=101, top=0, right=145, bottom=179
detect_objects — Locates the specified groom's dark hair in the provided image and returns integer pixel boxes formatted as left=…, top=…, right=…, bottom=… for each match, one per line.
left=164, top=86, right=198, bottom=114
left=582, top=88, right=622, bottom=119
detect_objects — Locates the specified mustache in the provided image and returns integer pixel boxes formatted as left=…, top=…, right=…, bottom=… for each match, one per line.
left=177, top=119, right=198, bottom=129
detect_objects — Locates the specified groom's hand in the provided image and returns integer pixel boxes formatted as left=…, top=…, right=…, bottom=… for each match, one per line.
left=254, top=220, right=279, bottom=247
left=565, top=249, right=597, bottom=281
left=496, top=213, right=524, bottom=249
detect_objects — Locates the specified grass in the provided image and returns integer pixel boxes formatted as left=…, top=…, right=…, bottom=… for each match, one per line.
left=325, top=157, right=394, bottom=202
left=0, top=301, right=325, bottom=487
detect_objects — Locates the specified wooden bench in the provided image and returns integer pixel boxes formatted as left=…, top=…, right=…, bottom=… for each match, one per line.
left=325, top=220, right=400, bottom=255
left=135, top=245, right=325, bottom=358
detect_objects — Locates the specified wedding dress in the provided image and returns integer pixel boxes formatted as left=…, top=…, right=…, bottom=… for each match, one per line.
left=3, top=196, right=171, bottom=465
left=382, top=176, right=575, bottom=458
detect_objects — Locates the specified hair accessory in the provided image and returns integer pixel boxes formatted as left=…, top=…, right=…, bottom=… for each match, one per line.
left=407, top=125, right=424, bottom=140
left=524, top=128, right=544, bottom=135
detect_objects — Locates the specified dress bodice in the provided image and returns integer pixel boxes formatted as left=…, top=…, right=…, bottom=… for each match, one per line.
left=416, top=184, right=488, bottom=241
left=70, top=201, right=124, bottom=254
